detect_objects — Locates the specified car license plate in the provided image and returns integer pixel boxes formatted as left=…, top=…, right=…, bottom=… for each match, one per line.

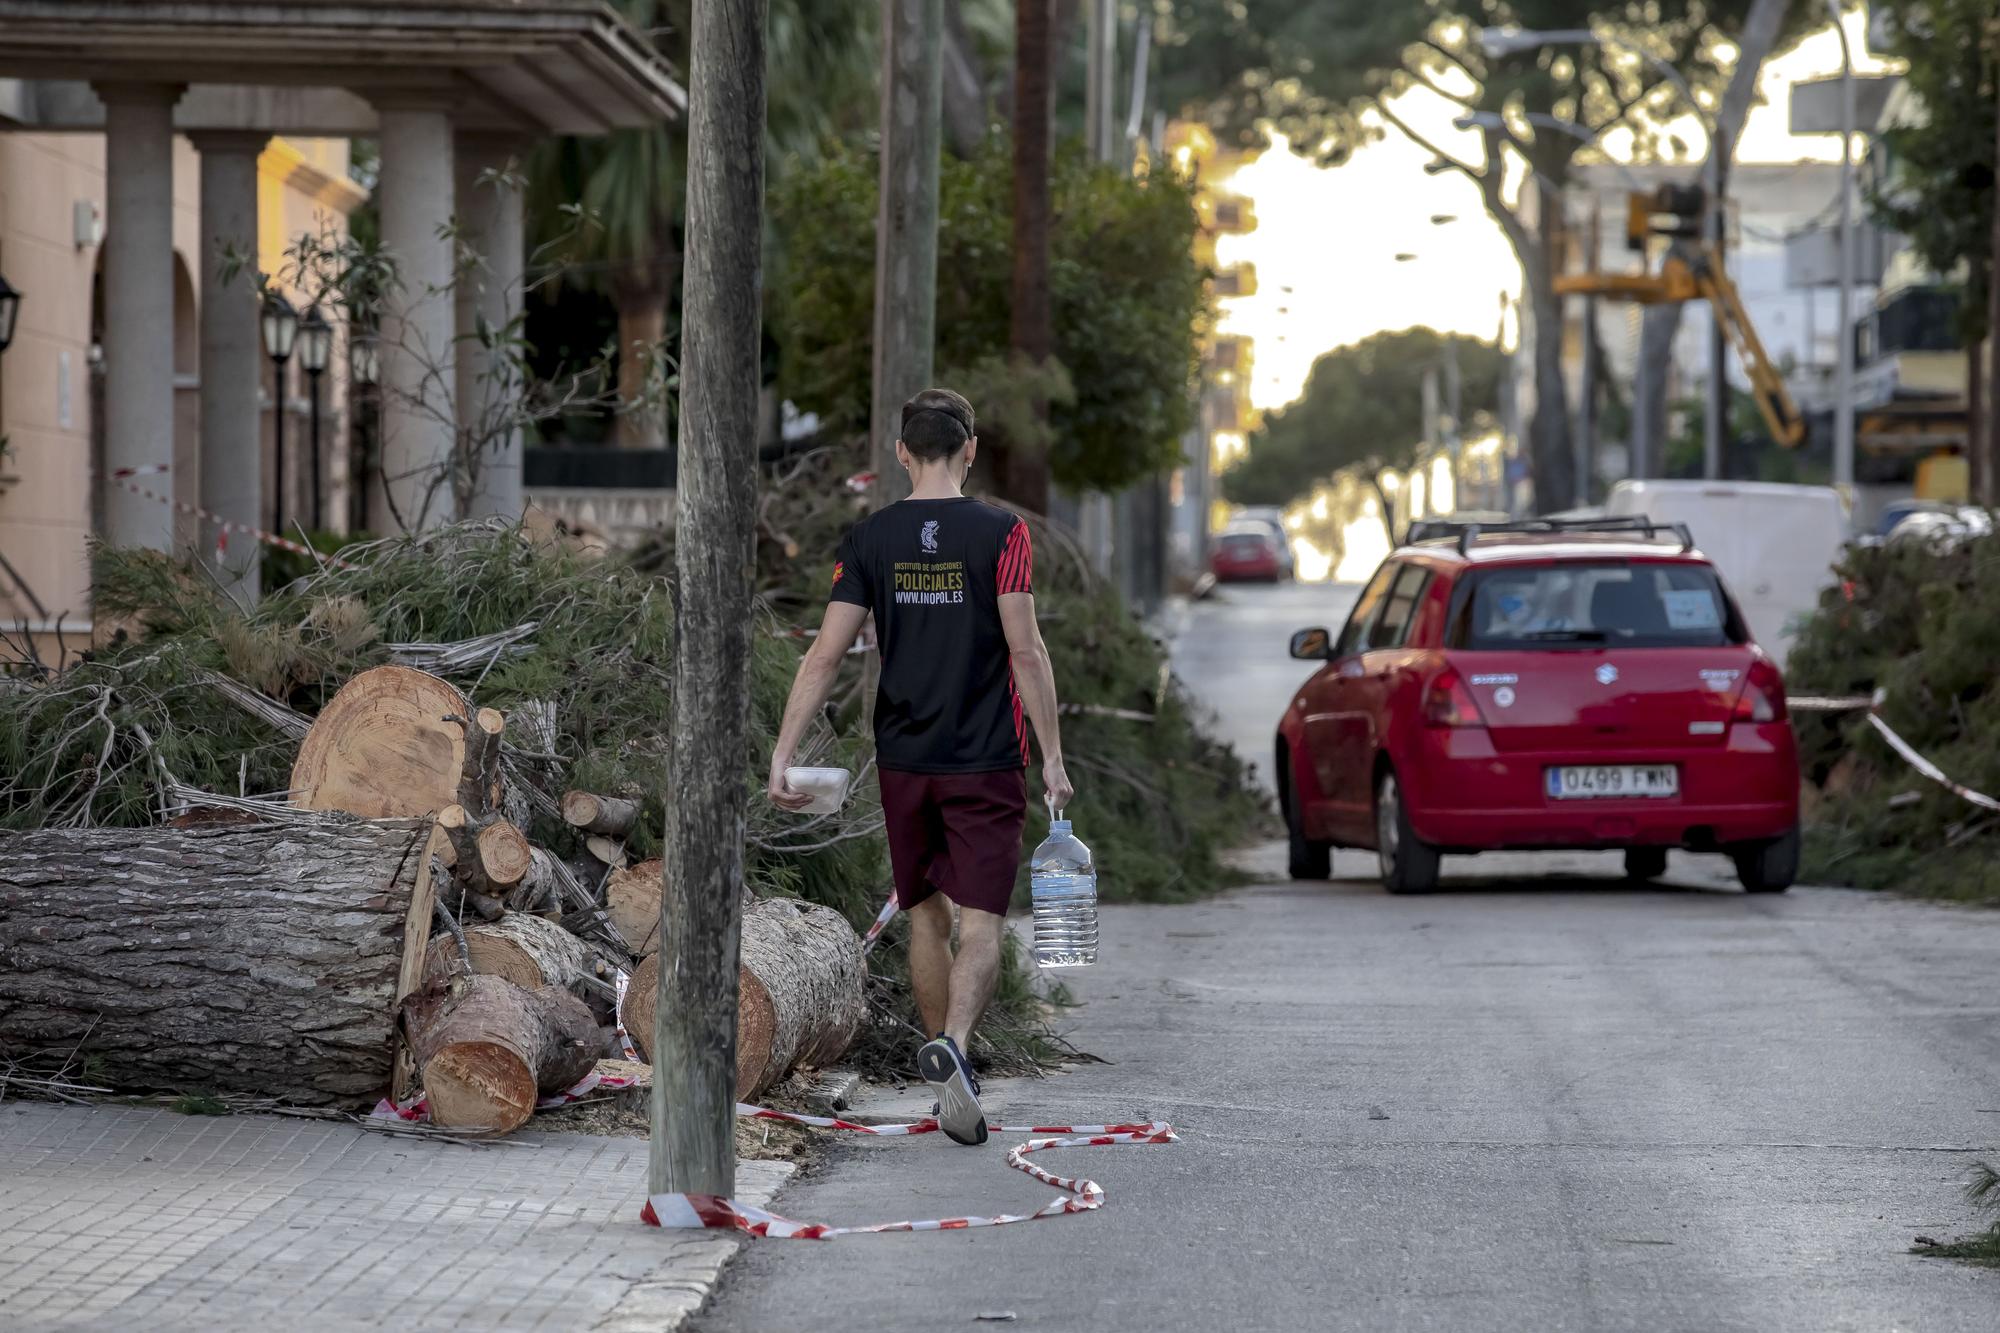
left=1546, top=765, right=1679, bottom=800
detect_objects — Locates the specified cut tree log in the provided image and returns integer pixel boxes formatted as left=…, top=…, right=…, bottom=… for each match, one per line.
left=562, top=790, right=642, bottom=837
left=0, top=819, right=437, bottom=1106
left=476, top=819, right=533, bottom=889
left=455, top=706, right=507, bottom=815
left=586, top=834, right=628, bottom=868
left=400, top=974, right=599, bottom=1134
left=435, top=802, right=533, bottom=903
left=290, top=665, right=470, bottom=818
left=623, top=897, right=864, bottom=1098
left=604, top=859, right=663, bottom=956
left=425, top=912, right=591, bottom=993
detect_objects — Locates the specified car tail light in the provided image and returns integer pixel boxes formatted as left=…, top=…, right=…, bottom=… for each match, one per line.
left=1423, top=669, right=1486, bottom=728
left=1733, top=659, right=1787, bottom=723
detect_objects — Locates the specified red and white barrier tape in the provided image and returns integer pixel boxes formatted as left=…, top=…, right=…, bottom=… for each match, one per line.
left=860, top=893, right=898, bottom=955
left=105, top=466, right=356, bottom=570
left=643, top=1109, right=1177, bottom=1240
left=1789, top=688, right=2000, bottom=812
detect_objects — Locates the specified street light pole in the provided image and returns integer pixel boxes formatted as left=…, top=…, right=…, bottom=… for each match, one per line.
left=298, top=304, right=333, bottom=532
left=1827, top=0, right=1857, bottom=493
left=260, top=292, right=298, bottom=534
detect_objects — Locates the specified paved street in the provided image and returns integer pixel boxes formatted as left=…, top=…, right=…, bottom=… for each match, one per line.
left=702, top=581, right=2000, bottom=1333
left=0, top=1104, right=789, bottom=1331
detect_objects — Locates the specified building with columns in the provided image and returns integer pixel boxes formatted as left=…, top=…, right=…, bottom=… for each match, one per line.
left=0, top=1, right=680, bottom=654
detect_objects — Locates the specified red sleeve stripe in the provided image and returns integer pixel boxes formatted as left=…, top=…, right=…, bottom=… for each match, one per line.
left=998, top=521, right=1032, bottom=594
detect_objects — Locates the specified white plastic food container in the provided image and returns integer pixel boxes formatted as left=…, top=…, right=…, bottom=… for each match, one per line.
left=785, top=766, right=852, bottom=815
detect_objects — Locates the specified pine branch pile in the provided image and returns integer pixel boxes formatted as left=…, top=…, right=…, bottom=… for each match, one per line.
left=1786, top=529, right=2000, bottom=903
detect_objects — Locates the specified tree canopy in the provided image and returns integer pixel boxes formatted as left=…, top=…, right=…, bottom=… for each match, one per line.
left=1869, top=0, right=1998, bottom=345
left=770, top=136, right=1208, bottom=493
left=1146, top=0, right=1810, bottom=512
left=1221, top=327, right=1503, bottom=507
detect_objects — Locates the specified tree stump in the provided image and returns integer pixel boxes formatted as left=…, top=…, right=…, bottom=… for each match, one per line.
left=623, top=897, right=864, bottom=1098
left=401, top=974, right=599, bottom=1134
left=424, top=913, right=591, bottom=993
left=0, top=819, right=437, bottom=1106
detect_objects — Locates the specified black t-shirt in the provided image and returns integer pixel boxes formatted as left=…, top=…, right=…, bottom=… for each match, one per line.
left=830, top=498, right=1034, bottom=773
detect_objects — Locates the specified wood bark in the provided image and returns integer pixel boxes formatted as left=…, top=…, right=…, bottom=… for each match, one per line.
left=625, top=898, right=863, bottom=1099
left=1988, top=80, right=2000, bottom=507
left=562, top=790, right=641, bottom=837
left=871, top=0, right=944, bottom=506
left=0, top=819, right=436, bottom=1106
left=605, top=858, right=664, bottom=957
left=614, top=296, right=669, bottom=449
left=289, top=665, right=469, bottom=819
left=1005, top=0, right=1055, bottom=514
left=656, top=0, right=766, bottom=1200
left=435, top=803, right=528, bottom=912
left=425, top=912, right=590, bottom=993
left=401, top=974, right=598, bottom=1134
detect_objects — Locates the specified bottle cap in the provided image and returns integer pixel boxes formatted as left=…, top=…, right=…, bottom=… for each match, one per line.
left=1048, top=819, right=1072, bottom=835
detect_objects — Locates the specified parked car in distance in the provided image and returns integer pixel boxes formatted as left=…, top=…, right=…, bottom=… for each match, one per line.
left=1602, top=480, right=1848, bottom=665
left=1212, top=527, right=1284, bottom=582
left=1275, top=515, right=1800, bottom=895
left=1886, top=505, right=1992, bottom=551
left=1224, top=509, right=1297, bottom=579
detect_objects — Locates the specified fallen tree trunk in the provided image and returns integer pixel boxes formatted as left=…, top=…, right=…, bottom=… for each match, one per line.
left=624, top=897, right=864, bottom=1097
left=401, top=974, right=599, bottom=1133
left=0, top=819, right=437, bottom=1106
left=425, top=912, right=591, bottom=993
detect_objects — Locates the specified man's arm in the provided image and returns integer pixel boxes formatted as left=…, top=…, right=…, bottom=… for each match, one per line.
left=767, top=601, right=870, bottom=810
left=999, top=592, right=1074, bottom=810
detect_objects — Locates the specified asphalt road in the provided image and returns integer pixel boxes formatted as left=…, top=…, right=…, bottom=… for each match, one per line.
left=700, top=582, right=2000, bottom=1333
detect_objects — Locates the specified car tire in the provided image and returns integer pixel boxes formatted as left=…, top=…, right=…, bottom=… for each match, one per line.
left=1624, top=847, right=1670, bottom=882
left=1285, top=771, right=1332, bottom=881
left=1376, top=770, right=1440, bottom=895
left=1733, top=827, right=1800, bottom=894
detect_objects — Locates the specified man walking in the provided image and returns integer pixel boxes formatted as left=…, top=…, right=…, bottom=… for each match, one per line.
left=768, top=388, right=1071, bottom=1145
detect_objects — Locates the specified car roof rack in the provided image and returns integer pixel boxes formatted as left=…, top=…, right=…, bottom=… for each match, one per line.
left=1404, top=514, right=1696, bottom=556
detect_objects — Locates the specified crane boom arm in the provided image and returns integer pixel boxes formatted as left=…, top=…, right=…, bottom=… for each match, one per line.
left=1692, top=248, right=1805, bottom=449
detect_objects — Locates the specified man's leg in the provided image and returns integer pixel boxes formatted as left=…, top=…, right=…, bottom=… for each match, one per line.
left=943, top=906, right=1004, bottom=1050
left=905, top=891, right=955, bottom=1038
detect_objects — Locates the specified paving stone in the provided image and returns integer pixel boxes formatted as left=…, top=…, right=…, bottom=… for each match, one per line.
left=0, top=1104, right=788, bottom=1331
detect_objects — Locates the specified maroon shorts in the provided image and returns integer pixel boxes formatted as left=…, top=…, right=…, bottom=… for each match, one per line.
left=879, top=767, right=1028, bottom=916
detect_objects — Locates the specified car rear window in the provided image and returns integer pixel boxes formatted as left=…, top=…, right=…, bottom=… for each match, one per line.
left=1221, top=533, right=1268, bottom=553
left=1449, top=561, right=1743, bottom=650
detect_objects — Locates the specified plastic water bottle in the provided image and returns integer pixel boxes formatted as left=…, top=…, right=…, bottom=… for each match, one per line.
left=1030, top=807, right=1097, bottom=969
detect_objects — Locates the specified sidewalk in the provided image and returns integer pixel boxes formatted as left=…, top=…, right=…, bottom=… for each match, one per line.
left=0, top=1102, right=788, bottom=1331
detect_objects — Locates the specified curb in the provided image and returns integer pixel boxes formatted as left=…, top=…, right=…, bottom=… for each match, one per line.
left=593, top=1159, right=795, bottom=1332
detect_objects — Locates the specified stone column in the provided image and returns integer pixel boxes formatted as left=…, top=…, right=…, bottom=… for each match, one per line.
left=193, top=132, right=268, bottom=601
left=372, top=102, right=457, bottom=532
left=455, top=133, right=527, bottom=520
left=95, top=82, right=184, bottom=554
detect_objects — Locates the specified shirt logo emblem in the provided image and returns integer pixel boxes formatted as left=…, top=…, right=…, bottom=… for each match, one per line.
left=920, top=520, right=940, bottom=553
left=1595, top=663, right=1620, bottom=685
left=831, top=560, right=844, bottom=589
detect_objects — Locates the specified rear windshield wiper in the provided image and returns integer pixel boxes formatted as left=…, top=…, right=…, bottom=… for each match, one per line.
left=1517, top=629, right=1608, bottom=642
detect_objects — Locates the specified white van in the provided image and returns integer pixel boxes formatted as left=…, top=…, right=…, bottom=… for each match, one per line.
left=1602, top=480, right=1850, bottom=664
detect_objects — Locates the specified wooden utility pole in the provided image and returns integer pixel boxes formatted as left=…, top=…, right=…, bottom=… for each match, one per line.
left=1987, top=69, right=2000, bottom=505
left=1007, top=0, right=1054, bottom=515
left=870, top=0, right=945, bottom=508
left=650, top=0, right=767, bottom=1201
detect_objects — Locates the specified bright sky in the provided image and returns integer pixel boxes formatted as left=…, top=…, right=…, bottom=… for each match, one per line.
left=1212, top=8, right=1893, bottom=413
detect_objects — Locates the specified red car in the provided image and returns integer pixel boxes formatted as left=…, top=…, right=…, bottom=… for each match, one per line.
left=1211, top=529, right=1283, bottom=582
left=1275, top=517, right=1799, bottom=894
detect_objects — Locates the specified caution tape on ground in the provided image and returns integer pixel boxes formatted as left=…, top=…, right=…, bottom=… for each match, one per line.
left=642, top=1111, right=1178, bottom=1239
left=1797, top=688, right=2000, bottom=812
